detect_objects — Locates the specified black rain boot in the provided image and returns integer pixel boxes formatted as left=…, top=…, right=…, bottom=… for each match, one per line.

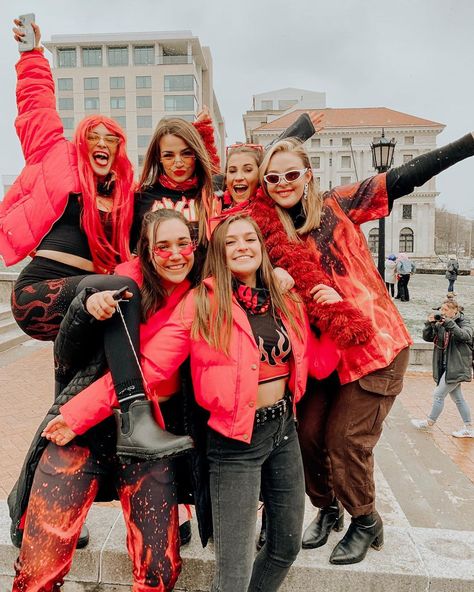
left=256, top=506, right=267, bottom=551
left=329, top=511, right=383, bottom=565
left=302, top=499, right=344, bottom=549
left=115, top=400, right=194, bottom=460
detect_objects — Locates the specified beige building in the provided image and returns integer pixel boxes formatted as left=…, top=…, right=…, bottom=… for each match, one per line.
left=43, top=31, right=225, bottom=172
left=245, top=105, right=444, bottom=263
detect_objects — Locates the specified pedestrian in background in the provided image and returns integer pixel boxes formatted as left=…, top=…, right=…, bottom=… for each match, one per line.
left=411, top=300, right=473, bottom=438
left=384, top=254, right=397, bottom=297
left=446, top=254, right=459, bottom=294
left=396, top=253, right=416, bottom=302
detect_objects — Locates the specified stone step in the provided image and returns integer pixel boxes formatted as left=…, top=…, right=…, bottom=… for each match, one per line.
left=1, top=503, right=473, bottom=591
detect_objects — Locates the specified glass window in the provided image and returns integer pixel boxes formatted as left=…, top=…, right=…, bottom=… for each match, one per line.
left=329, top=139, right=333, bottom=146
left=110, top=77, right=125, bottom=89
left=137, top=115, right=152, bottom=128
left=405, top=136, right=415, bottom=145
left=58, top=48, right=76, bottom=68
left=368, top=228, right=379, bottom=253
left=58, top=78, right=73, bottom=91
left=176, top=114, right=195, bottom=122
left=58, top=97, right=74, bottom=110
left=328, top=180, right=332, bottom=189
left=137, top=135, right=151, bottom=148
left=164, top=95, right=195, bottom=111
left=138, top=154, right=145, bottom=166
left=399, top=228, right=414, bottom=253
left=82, top=48, right=102, bottom=67
left=311, top=138, right=320, bottom=148
left=134, top=45, right=154, bottom=65
left=61, top=117, right=74, bottom=129
left=311, top=156, right=321, bottom=169
left=110, top=96, right=126, bottom=109
left=136, top=76, right=152, bottom=89
left=341, top=155, right=352, bottom=168
left=136, top=96, right=152, bottom=109
left=342, top=138, right=351, bottom=146
left=328, top=157, right=332, bottom=167
left=402, top=204, right=413, bottom=220
left=403, top=154, right=413, bottom=164
left=84, top=97, right=99, bottom=110
left=108, top=46, right=128, bottom=66
left=340, top=176, right=352, bottom=185
left=164, top=75, right=194, bottom=92
left=260, top=100, right=273, bottom=110
left=84, top=77, right=99, bottom=90
left=112, top=116, right=126, bottom=129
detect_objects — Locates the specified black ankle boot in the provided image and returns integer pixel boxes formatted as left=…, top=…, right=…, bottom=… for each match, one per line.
left=329, top=511, right=383, bottom=565
left=302, top=500, right=344, bottom=549
left=115, top=400, right=194, bottom=460
left=179, top=520, right=192, bottom=545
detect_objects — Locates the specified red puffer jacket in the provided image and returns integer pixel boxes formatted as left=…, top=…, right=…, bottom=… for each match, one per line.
left=0, top=51, right=81, bottom=266
left=61, top=278, right=310, bottom=443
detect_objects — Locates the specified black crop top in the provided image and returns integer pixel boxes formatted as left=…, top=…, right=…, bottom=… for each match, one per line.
left=37, top=193, right=112, bottom=261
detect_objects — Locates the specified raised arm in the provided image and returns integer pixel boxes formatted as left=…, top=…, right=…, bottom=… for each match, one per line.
left=13, top=21, right=66, bottom=164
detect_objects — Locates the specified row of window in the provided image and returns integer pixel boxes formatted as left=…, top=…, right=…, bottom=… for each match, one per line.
left=61, top=113, right=195, bottom=130
left=58, top=74, right=195, bottom=92
left=310, top=136, right=416, bottom=148
left=58, top=46, right=192, bottom=68
left=310, top=153, right=416, bottom=170
left=368, top=227, right=414, bottom=253
left=59, top=94, right=196, bottom=112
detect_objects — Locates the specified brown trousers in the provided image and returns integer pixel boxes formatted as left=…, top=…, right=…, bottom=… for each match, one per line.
left=297, top=347, right=410, bottom=517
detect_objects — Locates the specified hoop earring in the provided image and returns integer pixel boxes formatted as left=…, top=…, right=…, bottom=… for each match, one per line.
left=303, top=183, right=309, bottom=200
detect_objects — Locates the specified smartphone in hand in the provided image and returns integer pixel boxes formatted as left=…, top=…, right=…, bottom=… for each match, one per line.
left=112, top=286, right=130, bottom=301
left=18, top=13, right=35, bottom=52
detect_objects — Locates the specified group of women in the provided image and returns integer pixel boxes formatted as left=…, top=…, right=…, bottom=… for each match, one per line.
left=4, top=18, right=474, bottom=592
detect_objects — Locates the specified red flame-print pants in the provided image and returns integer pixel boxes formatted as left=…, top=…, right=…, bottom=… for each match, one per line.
left=13, top=441, right=181, bottom=591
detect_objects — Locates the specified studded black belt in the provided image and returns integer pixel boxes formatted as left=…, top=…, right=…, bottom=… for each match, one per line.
left=255, top=392, right=291, bottom=427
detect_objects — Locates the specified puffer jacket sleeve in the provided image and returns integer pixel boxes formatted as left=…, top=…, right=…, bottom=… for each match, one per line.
left=60, top=292, right=195, bottom=434
left=15, top=50, right=66, bottom=165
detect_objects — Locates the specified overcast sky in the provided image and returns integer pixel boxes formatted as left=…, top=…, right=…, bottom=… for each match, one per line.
left=1, top=0, right=473, bottom=214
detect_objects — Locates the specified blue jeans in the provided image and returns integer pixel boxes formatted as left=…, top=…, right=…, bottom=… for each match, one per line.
left=207, top=406, right=305, bottom=592
left=428, top=372, right=472, bottom=424
left=447, top=278, right=456, bottom=292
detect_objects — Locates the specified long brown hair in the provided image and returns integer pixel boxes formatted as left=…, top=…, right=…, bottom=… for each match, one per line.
left=259, top=138, right=323, bottom=239
left=137, top=209, right=194, bottom=321
left=138, top=118, right=214, bottom=244
left=74, top=115, right=134, bottom=272
left=191, top=214, right=304, bottom=354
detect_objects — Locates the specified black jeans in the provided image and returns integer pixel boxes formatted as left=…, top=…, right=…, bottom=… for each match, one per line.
left=398, top=274, right=410, bottom=301
left=207, top=406, right=304, bottom=592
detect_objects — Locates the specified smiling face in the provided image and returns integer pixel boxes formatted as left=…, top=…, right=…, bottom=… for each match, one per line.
left=264, top=151, right=313, bottom=209
left=159, top=134, right=196, bottom=183
left=149, top=218, right=195, bottom=289
left=226, top=152, right=260, bottom=204
left=225, top=219, right=262, bottom=286
left=86, top=123, right=120, bottom=178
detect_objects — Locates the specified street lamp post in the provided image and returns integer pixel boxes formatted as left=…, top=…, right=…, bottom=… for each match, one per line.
left=370, top=129, right=396, bottom=276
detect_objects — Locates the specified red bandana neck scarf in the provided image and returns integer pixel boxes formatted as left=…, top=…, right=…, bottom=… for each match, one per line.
left=159, top=173, right=199, bottom=193
left=233, top=278, right=270, bottom=315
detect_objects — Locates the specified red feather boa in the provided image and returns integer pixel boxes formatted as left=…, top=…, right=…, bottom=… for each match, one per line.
left=193, top=117, right=221, bottom=174
left=250, top=189, right=375, bottom=349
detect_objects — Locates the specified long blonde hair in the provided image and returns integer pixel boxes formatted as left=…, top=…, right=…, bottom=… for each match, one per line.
left=259, top=138, right=323, bottom=239
left=138, top=118, right=214, bottom=244
left=191, top=214, right=304, bottom=354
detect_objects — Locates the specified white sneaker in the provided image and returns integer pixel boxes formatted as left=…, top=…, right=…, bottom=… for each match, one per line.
left=411, top=419, right=432, bottom=431
left=452, top=427, right=474, bottom=438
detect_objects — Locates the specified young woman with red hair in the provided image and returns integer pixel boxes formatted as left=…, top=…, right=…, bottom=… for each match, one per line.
left=2, top=22, right=187, bottom=471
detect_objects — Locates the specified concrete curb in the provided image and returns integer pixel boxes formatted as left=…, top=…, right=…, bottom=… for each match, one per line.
left=1, top=502, right=473, bottom=591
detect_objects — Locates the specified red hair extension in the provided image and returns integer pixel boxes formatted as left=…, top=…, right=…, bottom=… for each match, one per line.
left=73, top=115, right=134, bottom=273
